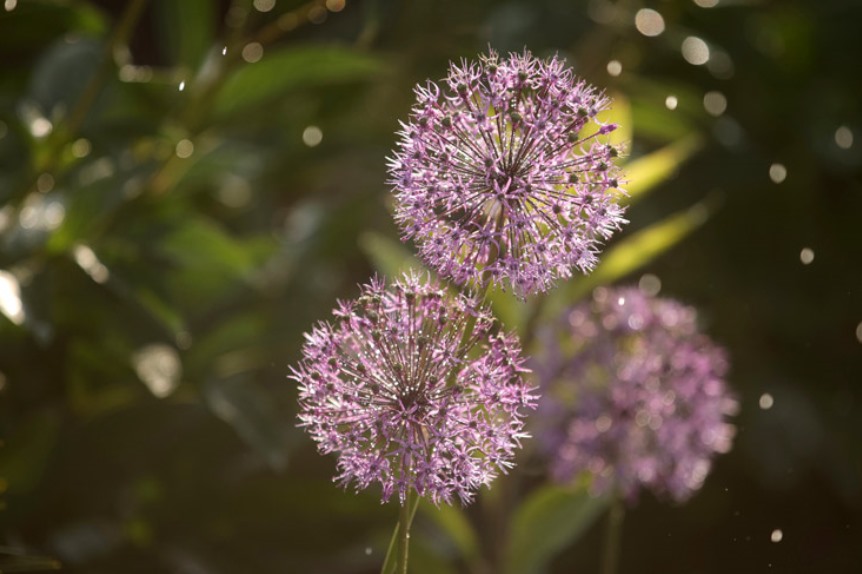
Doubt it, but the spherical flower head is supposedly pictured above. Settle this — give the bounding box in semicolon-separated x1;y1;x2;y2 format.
536;286;737;502
291;273;536;506
387;49;628;297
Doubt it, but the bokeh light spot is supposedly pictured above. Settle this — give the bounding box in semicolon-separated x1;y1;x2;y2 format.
770;529;783;543
30;117;53;138
175;139;195;159
639;273;662;296
635;9;665;37
36;173;55;193
799;247;814;265
703;91;727;117
73;244;110;284
768;163;787;184
759;393;774;410
682;36;710;65
133;344;182;398
707;50;735;79
665;95;678;110
303;126;323;147
71;138;91;158
606;60;622;76
254;0;276;12
835;126;854;149
242;42;264;63
0;271;24;325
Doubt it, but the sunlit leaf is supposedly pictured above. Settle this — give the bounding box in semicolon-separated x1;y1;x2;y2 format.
624;136;703;203
358;231;428;278
505;484;608;574
582;91;632;148
486;285;530;334
214;46;385;120
549;200;714;314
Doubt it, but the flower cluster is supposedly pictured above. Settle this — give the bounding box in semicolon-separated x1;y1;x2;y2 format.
536;286;737;501
388;49;627;296
292;273;535;505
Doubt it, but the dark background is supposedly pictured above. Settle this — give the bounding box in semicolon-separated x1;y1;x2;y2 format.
0;0;860;573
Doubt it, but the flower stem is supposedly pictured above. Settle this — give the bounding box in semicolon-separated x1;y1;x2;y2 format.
601;495;625;574
380;492;420;574
397;489;414;574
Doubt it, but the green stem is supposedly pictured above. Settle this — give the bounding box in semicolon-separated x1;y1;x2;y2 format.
397;489;413;574
601;495;625;574
380;492;420;574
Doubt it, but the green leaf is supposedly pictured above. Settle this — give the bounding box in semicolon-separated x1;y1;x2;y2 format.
358;231;428;278
624;136;703;203
486;286;530;334
420;501;481;565
581;91;632;149
549;200;714;313
505;484;608;574
155;0;216;70
160;216;275;312
214;46;385;119
203;375;287;471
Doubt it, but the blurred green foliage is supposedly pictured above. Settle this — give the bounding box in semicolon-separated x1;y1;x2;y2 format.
1;0;860;573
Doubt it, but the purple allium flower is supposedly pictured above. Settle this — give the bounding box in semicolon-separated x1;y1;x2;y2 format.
536;286;737;502
291;273;535;505
387;49;627;296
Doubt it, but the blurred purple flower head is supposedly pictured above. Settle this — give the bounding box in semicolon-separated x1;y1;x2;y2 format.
291;273;535;505
536;286;737;502
387;49;627;297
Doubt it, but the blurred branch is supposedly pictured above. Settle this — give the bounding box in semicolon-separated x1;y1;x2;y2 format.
64;0;149;144
254;0;329;47
15;0;148;203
